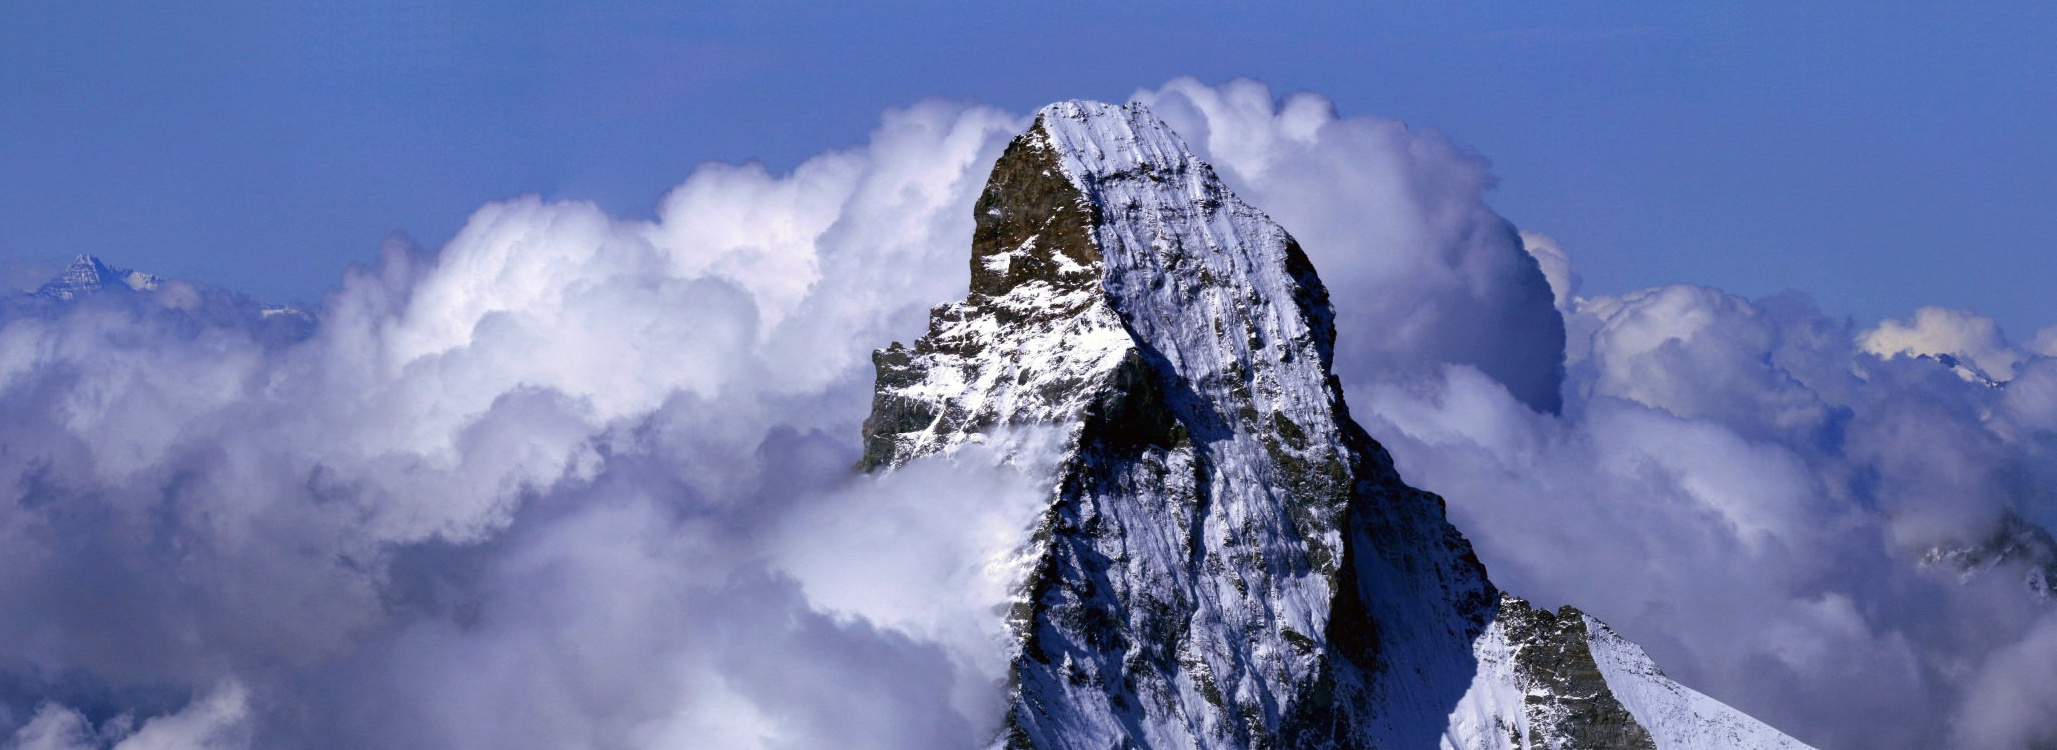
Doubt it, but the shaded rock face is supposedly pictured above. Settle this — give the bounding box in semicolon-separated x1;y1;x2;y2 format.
860;101;1497;749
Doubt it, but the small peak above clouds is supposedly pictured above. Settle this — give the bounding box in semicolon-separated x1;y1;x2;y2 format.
12;254;315;346
34;254;160;300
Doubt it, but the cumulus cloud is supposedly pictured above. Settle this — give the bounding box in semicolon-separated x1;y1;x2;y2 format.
5;682;249;750
1954;616;2057;750
2028;326;2057;358
0;96;1031;749
1862;305;2026;382
1517;231;1579;313
0;77;2049;750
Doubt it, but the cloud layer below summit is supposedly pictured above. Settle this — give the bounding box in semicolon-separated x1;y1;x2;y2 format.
0;78;2053;749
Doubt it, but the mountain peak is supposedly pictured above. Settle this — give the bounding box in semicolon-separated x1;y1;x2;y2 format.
36;254;159;300
864;98;1493;746
1034;100;1197;178
12;256;316;347
859;101;1812;749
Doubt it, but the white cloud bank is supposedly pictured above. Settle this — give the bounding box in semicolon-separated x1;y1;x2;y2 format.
1361;260;2057;749
0;78;2050;749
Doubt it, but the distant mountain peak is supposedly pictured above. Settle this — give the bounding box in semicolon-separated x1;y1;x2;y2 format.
1922;513;2057;600
35;254;160;300
9;255;316;347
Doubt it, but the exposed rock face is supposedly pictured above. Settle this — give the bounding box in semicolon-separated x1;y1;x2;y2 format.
859;100;1815;750
1504;599;1654;749
1468;595;1656;750
1448;593;1817;750
861;101;1492;748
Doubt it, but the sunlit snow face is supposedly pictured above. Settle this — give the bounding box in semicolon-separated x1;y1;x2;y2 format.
0;78;2052;750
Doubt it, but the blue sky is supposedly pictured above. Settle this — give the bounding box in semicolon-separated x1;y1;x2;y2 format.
4;1;2054;335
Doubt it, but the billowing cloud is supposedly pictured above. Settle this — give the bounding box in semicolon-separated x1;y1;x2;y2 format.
1861;305;2025;382
1363;278;2057;748
1953;616;2057;750
0;78;2049;749
0;97;1033;749
8;681;249;750
1516;231;1579;313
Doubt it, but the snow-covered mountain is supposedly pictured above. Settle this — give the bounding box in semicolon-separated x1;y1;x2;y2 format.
8;254;316;345
32;253;162;300
860;100;1815;749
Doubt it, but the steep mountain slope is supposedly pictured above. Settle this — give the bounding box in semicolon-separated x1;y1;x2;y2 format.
859;100;1811;750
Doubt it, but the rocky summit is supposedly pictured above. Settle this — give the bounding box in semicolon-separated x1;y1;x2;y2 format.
860;100;1813;750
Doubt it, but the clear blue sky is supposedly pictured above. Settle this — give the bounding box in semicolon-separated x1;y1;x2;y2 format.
4;2;2053;335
